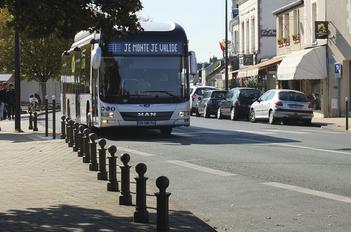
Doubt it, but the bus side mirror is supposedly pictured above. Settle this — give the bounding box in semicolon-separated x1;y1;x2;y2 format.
189;51;197;75
92;45;102;70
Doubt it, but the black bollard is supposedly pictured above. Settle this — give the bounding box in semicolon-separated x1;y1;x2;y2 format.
60;115;66;139
89;133;98;171
72;123;80;152
134;163;149;223
346;97;349;131
107;145;119;192
45;97;48;137
68;120;75;148
97;139;108;180
52;96;56;139
119;153;132;206
77;125;85;157
33;112;38;131
82;128;91;163
28;111;33;130
155;176;171;232
65;117;70;143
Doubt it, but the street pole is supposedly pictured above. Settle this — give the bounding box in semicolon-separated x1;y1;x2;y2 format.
14;30;21;132
225;0;229;91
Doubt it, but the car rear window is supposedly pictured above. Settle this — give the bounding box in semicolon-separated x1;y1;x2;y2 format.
196;87;216;95
239;89;261;99
211;91;226;99
278;92;307;102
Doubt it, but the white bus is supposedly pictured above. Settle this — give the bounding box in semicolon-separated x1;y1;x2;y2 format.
61;22;196;135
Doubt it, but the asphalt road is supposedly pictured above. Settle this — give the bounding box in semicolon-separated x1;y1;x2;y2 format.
43;113;351;231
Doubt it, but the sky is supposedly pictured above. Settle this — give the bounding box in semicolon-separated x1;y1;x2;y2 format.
139;0;231;63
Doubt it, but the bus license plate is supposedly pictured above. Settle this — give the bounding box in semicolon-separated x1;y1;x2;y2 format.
137;121;156;126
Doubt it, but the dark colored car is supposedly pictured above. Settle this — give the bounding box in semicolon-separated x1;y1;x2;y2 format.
197;90;227;118
217;87;261;120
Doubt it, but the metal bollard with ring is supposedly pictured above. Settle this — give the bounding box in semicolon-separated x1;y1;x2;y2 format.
72;123;80;152
97;139;108;180
89;133;98;171
107;145;119;192
119;153;132;206
28;111;33;130
82;128;91;163
155;176;171;232
77;125;85;157
133;163;149;223
60;115;66;139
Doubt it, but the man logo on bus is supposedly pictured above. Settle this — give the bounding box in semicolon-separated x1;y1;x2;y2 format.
138;112;157;117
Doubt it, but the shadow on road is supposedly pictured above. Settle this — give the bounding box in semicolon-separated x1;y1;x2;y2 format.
100;126;299;146
0;204;216;232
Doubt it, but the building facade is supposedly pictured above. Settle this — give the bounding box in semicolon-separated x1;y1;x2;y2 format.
229;0;296;90
273;0;327;115
325;0;351;116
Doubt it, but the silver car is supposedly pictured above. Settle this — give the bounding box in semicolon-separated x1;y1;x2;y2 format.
249;89;313;125
190;86;217;116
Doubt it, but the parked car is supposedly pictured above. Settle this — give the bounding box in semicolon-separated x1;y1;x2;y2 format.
190;85;217;116
197;90;227;118
249;89;313;125
217;87;261;120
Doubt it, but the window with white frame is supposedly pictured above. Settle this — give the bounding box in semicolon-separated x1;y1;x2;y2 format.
283;13;290;41
312;2;317;41
278;15;283;39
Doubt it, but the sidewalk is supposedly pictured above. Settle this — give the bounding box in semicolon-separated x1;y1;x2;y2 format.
0;120;215;232
312;116;350;131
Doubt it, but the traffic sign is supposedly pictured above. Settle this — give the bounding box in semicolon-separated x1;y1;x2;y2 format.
335;63;342;78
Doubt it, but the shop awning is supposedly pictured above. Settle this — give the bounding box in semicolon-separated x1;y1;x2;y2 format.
277;46;327;80
237;56;284;78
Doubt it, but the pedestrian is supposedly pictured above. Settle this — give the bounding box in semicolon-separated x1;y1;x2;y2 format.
34;93;41;109
6;84;15;119
0;84;5;120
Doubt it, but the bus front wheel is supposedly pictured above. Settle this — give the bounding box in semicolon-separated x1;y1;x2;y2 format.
160;127;172;136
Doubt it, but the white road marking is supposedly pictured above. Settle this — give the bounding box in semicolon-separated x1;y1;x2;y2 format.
263;143;351;155
264;129;307;134
236;129;276;135
118;147;157;157
167;160;237;177
263;182;351;203
234;137;351;155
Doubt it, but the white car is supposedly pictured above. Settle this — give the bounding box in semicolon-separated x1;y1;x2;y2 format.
249;89;313;125
190;86;217;116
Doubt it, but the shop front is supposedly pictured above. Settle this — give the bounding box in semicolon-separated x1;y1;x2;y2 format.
277;46;327;113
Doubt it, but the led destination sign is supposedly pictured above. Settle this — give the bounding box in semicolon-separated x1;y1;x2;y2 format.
107;42;183;55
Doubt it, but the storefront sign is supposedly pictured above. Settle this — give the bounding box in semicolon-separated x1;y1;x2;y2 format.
107;42;183;55
315;21;329;39
260;29;276;37
243;54;254;66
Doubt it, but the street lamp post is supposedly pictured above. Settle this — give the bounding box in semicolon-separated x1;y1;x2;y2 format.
14;30;21;132
225;0;229;91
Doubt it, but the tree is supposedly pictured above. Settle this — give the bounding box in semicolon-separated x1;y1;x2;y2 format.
21;35;71;102
0;0;143;39
0;8;14;72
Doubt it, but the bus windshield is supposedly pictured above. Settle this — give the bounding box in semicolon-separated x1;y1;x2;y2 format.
99;56;186;104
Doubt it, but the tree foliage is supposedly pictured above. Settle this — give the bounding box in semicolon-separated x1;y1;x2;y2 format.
0;8;14;72
0;0;143;39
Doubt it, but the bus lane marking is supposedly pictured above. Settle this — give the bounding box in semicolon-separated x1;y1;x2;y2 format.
167;160;237;177
263;182;351;204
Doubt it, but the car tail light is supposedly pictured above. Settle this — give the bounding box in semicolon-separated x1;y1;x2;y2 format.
192;94;196;101
234;100;240;107
275;100;283;107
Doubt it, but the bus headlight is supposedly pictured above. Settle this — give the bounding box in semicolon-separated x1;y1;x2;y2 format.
101;112;114;118
178;111;190;117
108;112;114;118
